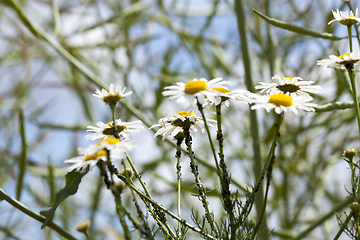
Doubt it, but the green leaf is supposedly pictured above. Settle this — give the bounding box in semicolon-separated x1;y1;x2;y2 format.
253;8;342;40
40;169;89;229
16;109;27;200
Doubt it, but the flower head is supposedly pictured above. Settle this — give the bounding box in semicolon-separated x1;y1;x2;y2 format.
317;52;360;70
328;8;360;26
150;111;215;141
255;75;322;97
86;119;143;140
64;138;134;172
162;78;229;108
196;88;251;108
249;93;317;115
93;84;132;106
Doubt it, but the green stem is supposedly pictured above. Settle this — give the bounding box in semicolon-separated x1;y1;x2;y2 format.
197;99;221;177
84;232;94;240
251;113;283;239
333;213;353;240
116;174;217;240
175;138;183;235
114;196;131;240
110;104;117;138
215;104;235;239
120;160;154;240
125;153;177;238
347;66;360;140
184;127;219;238
348;25;353;53
0;188;78;240
234;0;267;232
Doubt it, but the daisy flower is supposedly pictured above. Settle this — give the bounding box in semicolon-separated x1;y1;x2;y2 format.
162;78;229;108
249;93;317;115
64;138;134;172
150;111;215;141
255;75;322;97
196;88;251;108
86;119;143;140
328;8;360;26
317;52;360;70
93;83;132;106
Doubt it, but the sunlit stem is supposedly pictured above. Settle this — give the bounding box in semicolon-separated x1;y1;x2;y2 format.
125;153;177;238
110;103;117;138
251;113;283;240
196;98;221;176
348;25;353;52
216;104;235;239
84;232;94;240
0;188;77;240
175;138;183;235
184;126;219;238
346;66;360;140
333;213;353;240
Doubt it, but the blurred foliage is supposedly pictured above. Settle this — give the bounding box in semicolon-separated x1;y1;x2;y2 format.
0;0;359;239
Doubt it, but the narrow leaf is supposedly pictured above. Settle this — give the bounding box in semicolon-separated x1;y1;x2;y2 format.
253;8;342;40
41;169;89;228
16;109;27;200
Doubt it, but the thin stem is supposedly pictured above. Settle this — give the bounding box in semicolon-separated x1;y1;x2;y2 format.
175;137;183;235
251;113;283;239
251;114;283;201
0;188;78;240
125;153;177;238
84;232;94;240
120;160;154;240
333;213;353;240
348;25;353;53
197;99;221;176
184;126;219;238
110;104;117;138
116;174;217;240
234;0;267;232
347;66;360;140
215;104;235;239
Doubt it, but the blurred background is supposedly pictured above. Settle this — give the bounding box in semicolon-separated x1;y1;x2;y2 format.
0;0;359;239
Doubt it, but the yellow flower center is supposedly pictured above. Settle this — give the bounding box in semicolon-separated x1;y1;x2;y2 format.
211;87;229;93
349;15;355;18
268;94;293;107
85;149;107;161
280;77;294;81
176;111;194;116
339;53;350;59
104;122;126;135
184;80;208;94
97;138;121;145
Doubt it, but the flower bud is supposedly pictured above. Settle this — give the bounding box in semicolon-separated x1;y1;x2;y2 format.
120;168;133;177
75;219;91;233
350;202;360;213
110;181;126;195
343;148;357;159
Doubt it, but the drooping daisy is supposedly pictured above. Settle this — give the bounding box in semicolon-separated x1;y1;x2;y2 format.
196;88;251;109
64;138;134;172
249;93;317;115
255;75;322;97
150;111;215;141
86;119;143;140
93;83;132;106
162;78;229;108
328;8;360;26
317;52;360;70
